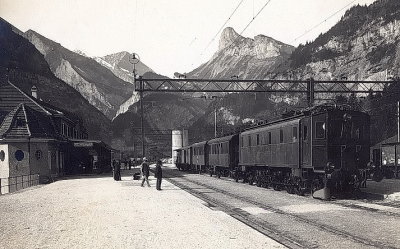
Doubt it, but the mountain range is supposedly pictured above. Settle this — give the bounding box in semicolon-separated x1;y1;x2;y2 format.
2;0;400;155
0;18;112;143
189;27;294;79
24;30;138;119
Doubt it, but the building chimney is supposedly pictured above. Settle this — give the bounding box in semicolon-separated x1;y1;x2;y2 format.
31;86;38;99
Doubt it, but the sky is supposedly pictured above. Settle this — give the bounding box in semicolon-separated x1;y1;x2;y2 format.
0;0;376;77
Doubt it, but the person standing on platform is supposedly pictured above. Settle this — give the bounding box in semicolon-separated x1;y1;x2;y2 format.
112;159;117;180
114;160;121;181
155;160;163;190
141;157;150;187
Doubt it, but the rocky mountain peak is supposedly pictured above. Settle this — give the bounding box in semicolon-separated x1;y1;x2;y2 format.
218;27;241;51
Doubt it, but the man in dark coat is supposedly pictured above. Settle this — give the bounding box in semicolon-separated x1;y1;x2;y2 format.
115;161;121;181
141;157;150;187
112;159;117;180
155;160;163;190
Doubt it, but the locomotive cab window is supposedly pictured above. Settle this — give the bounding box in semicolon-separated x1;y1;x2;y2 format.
292;127;298;141
315;122;326;139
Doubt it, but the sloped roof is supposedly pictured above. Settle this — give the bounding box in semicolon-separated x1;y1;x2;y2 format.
0;103;59;139
0;80;83;125
0;103;29;138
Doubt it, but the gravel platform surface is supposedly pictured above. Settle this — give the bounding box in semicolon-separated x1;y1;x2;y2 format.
0;170;285;249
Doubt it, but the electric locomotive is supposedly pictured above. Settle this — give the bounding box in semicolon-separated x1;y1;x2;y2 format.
238;104;382;196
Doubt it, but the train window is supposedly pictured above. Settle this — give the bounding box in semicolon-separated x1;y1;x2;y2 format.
303;126;308;140
256;134;260;145
280;129;284;143
315;122;326;139
293;127;298;141
268;132;272;144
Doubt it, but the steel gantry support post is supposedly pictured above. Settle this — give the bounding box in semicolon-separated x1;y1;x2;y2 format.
307;78;315;107
139;76;145;158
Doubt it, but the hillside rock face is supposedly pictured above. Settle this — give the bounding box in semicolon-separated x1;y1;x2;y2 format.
288;0;400;81
189;27;295;79
0;18;111;143
25;30;134;119
94;51;153;84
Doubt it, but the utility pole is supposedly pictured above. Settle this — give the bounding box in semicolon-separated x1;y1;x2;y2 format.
130;53;143;157
397;100;400;179
214;108;217;138
307;78;315;107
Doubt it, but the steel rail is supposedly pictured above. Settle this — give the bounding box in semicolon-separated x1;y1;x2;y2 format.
165;170;397;249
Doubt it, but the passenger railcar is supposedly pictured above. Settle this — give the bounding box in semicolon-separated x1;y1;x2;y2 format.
207;134;239;177
177;146;191;171
174;148;183;170
191;141;208;172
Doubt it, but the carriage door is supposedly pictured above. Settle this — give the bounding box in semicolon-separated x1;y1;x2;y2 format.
301;118;311;167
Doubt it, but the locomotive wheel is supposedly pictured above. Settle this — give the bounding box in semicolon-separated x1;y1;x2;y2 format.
248;174;254;185
235;171;239;182
311;179;322;194
256;175;262;187
286;184;295;194
385;169;394;179
294;178;305;196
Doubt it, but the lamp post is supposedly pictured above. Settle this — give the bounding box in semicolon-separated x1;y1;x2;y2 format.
129;53;144;158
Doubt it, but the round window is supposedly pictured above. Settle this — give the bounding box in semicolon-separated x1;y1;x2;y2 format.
15;150;24;161
0;150;5;161
35;150;42;160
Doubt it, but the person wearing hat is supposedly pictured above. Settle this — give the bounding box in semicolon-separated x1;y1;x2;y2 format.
140;157;150;187
155;159;163;190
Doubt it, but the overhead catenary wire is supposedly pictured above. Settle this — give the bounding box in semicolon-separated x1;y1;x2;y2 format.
200;0;246;56
198;0;273;78
291;0;356;43
238;0;272;36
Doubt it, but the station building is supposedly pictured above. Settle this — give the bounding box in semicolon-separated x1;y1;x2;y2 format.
0;80;112;187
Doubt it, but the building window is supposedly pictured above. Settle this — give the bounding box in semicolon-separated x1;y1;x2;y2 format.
268;132;272;144
15;150;24;161
35;150;42;160
248;136;251;147
280;129;284;143
15;118;25;127
256;134;260;146
315;122;326;139
0;150;5;161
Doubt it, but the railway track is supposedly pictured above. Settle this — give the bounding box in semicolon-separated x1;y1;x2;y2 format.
179;170;400;219
164;170;398;249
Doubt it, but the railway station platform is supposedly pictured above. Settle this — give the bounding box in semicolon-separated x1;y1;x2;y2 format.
0;165;285;249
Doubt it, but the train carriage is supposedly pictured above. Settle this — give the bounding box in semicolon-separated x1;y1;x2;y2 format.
191;141;208;172
207;134;239;177
174;148;183;170
179;146;192;171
